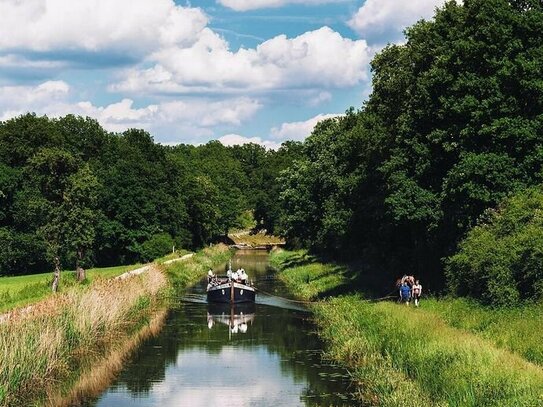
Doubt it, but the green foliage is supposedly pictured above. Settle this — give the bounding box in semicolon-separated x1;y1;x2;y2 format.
0;113;298;276
447;187;543;305
314;296;543;407
278;0;543;293
138;233;175;263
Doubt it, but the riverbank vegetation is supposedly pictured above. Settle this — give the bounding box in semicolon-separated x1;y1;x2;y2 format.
0;116;299;288
0;244;230;407
0;267;167;407
0;264;143;313
271;250;543;406
275;0;543;300
315;297;543;407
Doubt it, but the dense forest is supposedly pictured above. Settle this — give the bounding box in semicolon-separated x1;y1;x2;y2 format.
277;0;543;302
1;0;542;305
0;114;301;277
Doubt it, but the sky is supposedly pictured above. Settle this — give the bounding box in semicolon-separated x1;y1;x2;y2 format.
0;0;449;149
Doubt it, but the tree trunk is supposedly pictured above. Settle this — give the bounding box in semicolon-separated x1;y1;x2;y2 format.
52;256;61;292
76;249;86;282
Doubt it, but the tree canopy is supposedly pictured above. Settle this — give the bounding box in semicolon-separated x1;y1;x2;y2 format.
0;114;299;276
277;0;543;292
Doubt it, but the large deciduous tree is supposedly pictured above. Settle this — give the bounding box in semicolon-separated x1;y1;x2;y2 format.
278;0;543;290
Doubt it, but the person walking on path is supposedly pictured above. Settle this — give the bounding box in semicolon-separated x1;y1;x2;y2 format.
412;280;422;307
400;282;411;306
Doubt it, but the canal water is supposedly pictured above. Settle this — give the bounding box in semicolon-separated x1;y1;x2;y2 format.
87;250;359;407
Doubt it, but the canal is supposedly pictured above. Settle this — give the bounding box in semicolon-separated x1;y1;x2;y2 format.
81;250;359;406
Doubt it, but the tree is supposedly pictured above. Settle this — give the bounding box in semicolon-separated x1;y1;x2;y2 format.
63;164;100;281
277;0;543;291
26;148;79;290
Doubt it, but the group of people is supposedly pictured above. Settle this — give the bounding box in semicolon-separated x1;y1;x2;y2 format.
207;268;249;285
397;275;423;307
227;268;249;284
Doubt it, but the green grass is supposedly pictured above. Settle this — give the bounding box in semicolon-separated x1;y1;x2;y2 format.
270;249;347;300
423;297;543;367
0;264;142;313
155;249;191;264
315;297;543;407
162;244;232;289
272;249;543;406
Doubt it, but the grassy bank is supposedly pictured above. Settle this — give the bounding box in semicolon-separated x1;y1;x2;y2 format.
270;249;347;300
0;244;231;407
423;298;543;367
0;264;143;313
162;244;232;290
270;249;543;406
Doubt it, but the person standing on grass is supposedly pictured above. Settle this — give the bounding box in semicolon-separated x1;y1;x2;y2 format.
412;280;422;307
400;282;411;306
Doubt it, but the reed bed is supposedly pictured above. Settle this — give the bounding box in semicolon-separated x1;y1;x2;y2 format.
47;308;168;407
0;243;232;406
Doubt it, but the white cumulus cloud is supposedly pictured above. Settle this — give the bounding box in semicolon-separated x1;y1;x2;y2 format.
0;81;261;141
217;0;345;11
112;26;371;95
270;113;340;141
0;0;207;57
348;0;450;42
218;134;281;150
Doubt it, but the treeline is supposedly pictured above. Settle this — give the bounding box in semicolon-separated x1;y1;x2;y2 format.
0;114;301;277
277;0;543;302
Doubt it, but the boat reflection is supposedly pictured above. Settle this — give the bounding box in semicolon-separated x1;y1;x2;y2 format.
206;303;256;334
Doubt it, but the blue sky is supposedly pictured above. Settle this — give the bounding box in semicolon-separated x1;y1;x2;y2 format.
0;0;446;148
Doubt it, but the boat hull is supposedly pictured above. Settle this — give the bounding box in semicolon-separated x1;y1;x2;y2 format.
207;282;256;303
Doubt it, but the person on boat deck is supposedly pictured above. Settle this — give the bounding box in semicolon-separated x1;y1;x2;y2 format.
240;268;248;283
227;268;232;280
412;280;422;307
400;282;411;306
232;270;239;281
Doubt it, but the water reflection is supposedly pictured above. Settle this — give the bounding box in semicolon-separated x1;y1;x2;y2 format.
207;303;256;335
87;250;359;407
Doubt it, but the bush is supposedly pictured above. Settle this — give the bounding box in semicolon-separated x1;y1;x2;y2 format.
446;187;543;305
138;233;175;262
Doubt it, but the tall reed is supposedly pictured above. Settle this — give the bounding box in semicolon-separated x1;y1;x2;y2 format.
0;267;167;406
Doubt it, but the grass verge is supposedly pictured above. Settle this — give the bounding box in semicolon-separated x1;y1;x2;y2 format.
270;249;347;300
423;297;543;367
0;244;232;407
271;249;543;407
0;264;143;313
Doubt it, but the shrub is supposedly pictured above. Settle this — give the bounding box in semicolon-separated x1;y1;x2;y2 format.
138;233;175;263
447;187;543;305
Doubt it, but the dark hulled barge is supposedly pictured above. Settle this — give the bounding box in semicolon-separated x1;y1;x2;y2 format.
206;264;256;304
